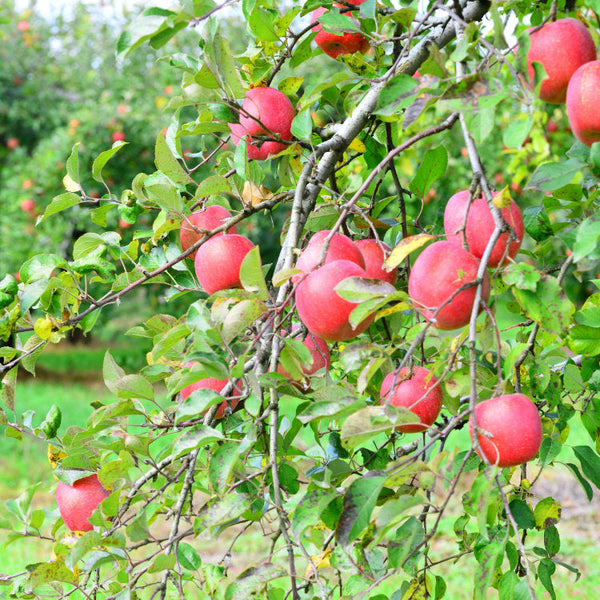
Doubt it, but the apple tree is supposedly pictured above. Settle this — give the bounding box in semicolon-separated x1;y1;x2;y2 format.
2;0;600;598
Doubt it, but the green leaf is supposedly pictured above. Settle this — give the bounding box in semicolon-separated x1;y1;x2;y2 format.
502;262;540;291
409;146;448;197
340;405;418;449
145;172;184;213
196;492;251;533
37;193;80;223
222;299;266;344
177;542;202;571
103;350;126;396
522;205;553;242
568;324;600;356
20;254;66;283
502;115;533;149
512;275;574;335
115;374;154;401
0;275;19;309
335;277;397;303
290;109;312;140
66;142;80;185
209;441;242;493
278;76;304;96
195;174;232;197
336;474;386;547
473;539;505;600
224;563;285;600
173;426;224;460
526;158;584;192
572;445;600;489
239;247;268;299
155;132;194;185
29;557;78;589
538;558;557;600
544;525;560;556
291;488;338;538
148;554;176;574
92;143;127;183
508;499;535;530
573;216;600;262
40;404;61;439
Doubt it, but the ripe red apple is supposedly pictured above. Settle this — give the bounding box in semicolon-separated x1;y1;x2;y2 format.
380;366;443;433
6;137;19;150
278;324;330;381
194;233;255;295
21;179;33;190
20;199;35;212
228;87;295;160
295;259;373;341
294;230;364;282
469;393;542;467
525;18;596;104
17;20;29;32
566;60;600;146
112;131;126;143
55;474;109;532
355;239;398;285
444;190;524;267
181;364;244;419
408;240;490;330
312;3;369;59
180;205;238;260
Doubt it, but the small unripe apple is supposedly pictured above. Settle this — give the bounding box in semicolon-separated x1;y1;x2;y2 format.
408;240;490;330
295;259;373;341
469;393;542;467
194;233;255;295
228;87;295;160
294;230;364;282
312;3;369;59
566;60;600;146
180;205;238;260
355;239;398;285
380;366;443;433
20;199;35;212
525;18;596;104
55;474;109;532
181;364;244;419
443;190;524;267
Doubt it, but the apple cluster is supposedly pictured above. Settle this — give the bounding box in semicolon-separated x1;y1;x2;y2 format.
525;17;600;146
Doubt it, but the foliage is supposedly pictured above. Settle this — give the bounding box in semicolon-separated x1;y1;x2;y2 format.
2;0;600;598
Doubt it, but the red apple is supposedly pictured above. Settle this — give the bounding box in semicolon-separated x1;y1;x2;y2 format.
566;60;600;146
180;205;238;260
194;233;255;295
408;240;490;330
443;190;524;267
469;393;542;467
355;239;398;285
181;364;244;419
20;199;35;212
21;179;33;190
17;20;29;32
312;3;369;59
380;366;443;433
294;230;364;282
278;324;330;381
525;18;596;104
55;474;109;532
295;259;373;341
6;137;19;150
228;87;295;160
112;131;126;143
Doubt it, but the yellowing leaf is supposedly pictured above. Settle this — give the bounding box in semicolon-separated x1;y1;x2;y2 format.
374;301;410;321
242;181;273;207
492;185;512;209
34;316;53;341
48;445;67;470
305;549;332;578
348;137;366;153
385;234;435;270
62;174;81;192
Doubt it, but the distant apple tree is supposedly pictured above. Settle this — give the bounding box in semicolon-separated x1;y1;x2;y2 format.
2;0;600;599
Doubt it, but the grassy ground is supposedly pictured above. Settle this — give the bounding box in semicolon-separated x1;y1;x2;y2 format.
2;346;600;598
